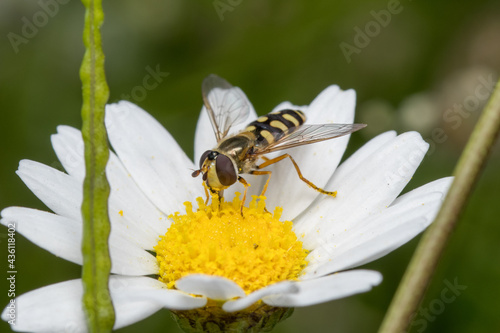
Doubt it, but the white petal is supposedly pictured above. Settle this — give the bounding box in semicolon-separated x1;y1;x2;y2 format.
222;281;298;312
308;219;428;279
116;288;206;316
193;106;222;163
105;152;170;249
306;86;352;124
271;101;307;113
2;279;87;333
175;274;246;300
294;131;429;249
329;131;397;180
51;126;170;249
264;87;356;221
302;177;452;278
292;131;395;239
106;101;203;215
16;159;82;221
1;207;82;265
263;270;382;307
111;277;164;330
51;125;85;180
111;276;205;329
0;207;158;276
392;177;454;207
303;204;437;278
1;276;198;332
108;231;159;276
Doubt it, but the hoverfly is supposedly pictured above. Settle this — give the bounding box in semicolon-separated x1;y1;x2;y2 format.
192;74;366;207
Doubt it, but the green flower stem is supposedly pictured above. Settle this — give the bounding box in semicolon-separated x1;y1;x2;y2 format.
80;0;114;331
379;79;500;333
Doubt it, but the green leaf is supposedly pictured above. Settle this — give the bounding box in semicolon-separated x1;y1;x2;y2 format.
80;0;115;331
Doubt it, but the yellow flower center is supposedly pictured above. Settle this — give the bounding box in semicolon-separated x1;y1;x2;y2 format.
154;194;308;294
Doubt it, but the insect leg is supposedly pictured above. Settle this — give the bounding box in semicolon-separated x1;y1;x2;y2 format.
202;182;211;205
249;170;272;196
256;154;337;198
237;176;250;214
203;182;224;206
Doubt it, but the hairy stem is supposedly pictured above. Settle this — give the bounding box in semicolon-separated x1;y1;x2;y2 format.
80;0;114;331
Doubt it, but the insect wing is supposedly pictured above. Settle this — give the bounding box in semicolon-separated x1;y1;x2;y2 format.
202;74;250;141
252;123;366;155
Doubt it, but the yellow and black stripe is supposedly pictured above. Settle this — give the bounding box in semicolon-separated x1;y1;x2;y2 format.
245;109;306;145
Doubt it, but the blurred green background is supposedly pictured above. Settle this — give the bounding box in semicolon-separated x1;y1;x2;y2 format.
1;0;500;332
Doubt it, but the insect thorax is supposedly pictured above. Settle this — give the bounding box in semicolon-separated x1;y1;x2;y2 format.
216;132;256;168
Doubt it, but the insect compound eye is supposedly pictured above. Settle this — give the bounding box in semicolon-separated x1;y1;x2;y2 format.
215;154;237;186
199;150;211;168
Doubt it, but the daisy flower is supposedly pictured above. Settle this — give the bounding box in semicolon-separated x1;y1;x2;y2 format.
1;82;452;332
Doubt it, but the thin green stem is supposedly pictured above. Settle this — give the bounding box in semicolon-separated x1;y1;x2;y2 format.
80;0;114;331
378;78;500;333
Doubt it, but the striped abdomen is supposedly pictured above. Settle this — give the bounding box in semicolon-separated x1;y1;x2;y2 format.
244;109;306;146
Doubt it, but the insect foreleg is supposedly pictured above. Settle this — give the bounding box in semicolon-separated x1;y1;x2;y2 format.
237;176;250;214
203;182;224;205
202;182;210;205
249;170;272;197
256;153;337;198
